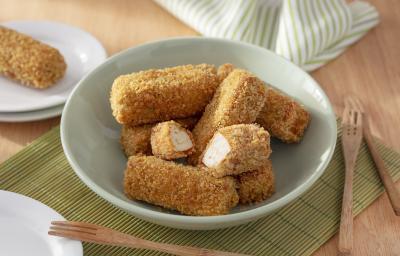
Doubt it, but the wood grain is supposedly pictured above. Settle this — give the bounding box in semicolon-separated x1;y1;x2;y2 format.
49;221;249;256
0;0;400;255
364;114;400;216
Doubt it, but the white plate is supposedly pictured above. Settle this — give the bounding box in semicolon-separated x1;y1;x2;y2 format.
0;190;82;256
0;104;63;122
0;20;106;112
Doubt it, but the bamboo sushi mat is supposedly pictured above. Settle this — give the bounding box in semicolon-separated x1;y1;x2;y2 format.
1;122;400;256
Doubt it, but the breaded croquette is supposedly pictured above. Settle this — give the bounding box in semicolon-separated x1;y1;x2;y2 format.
0;26;66;88
124;155;239;216
110;64;219;125
151;120;194;160
237;160;275;204
120;124;153;156
216;63;310;143
217;63;235;82
120;117;198;157
189;69;267;165
202;124;271;177
256;87;310;143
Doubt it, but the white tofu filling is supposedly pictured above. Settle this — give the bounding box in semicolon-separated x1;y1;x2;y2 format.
170;126;193;151
202;132;231;167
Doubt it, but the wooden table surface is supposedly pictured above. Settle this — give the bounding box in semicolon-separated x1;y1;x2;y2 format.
1;0;399;255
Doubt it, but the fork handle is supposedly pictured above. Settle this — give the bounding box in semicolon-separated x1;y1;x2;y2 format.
364;120;400;216
117;234;249;256
338;164;354;256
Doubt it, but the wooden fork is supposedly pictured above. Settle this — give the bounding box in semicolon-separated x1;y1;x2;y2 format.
353;98;400;216
338;98;363;255
49;221;249;256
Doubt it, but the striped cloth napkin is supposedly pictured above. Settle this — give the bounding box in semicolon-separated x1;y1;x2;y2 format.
155;0;379;71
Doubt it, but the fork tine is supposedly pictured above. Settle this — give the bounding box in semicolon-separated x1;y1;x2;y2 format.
342;100;351;125
352;98;364;112
354;111;362;127
50;224;97;235
349;99;363;127
344;97;364;127
51;221;98;230
48;230;98;243
344;97;352;108
347;98;357;111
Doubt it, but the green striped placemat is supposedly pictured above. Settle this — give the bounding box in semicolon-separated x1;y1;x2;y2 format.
1;122;399;256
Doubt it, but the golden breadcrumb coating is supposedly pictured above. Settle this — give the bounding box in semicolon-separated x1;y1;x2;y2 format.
217;63;235;82
124;155;239;216
0;26;66;88
215;63;311;143
110;64;219;125
256;87;311;143
121;124;153;156
151;120;194;160
188;69;267;165
201;124;271;177
120;117;198;157
236;160;275;204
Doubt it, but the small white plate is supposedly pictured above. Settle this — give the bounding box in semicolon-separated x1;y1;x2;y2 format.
0;104;63;122
0;20;106;112
0;190;82;256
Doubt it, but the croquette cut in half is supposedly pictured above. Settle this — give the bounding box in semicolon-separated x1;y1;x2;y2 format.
188;69;267;165
201;124;271;177
257;87;311;143
237;160;275;204
120;117;198;157
110;64;219;126
0;26;66;88
217;63;311;143
151;120;194;160
124;155;239;216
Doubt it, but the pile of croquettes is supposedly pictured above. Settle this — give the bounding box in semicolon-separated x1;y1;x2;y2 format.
110;63;310;216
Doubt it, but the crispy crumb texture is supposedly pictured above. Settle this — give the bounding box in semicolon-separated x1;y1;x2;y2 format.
151;120;194;160
217;63;235;82
257;87;311;143
202;124;271;177
237;160;275;204
120;117;198;157
120;124;153;156
189;69;267;165
110;64;219;125
215;64;311;143
0;26;66;88
124;155;239;216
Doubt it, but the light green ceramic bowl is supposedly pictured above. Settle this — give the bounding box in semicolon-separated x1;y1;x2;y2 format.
61;37;337;230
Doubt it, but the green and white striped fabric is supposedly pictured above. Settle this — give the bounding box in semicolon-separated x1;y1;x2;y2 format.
155;0;379;71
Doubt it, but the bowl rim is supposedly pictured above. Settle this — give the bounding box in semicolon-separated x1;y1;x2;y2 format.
61;36;337;226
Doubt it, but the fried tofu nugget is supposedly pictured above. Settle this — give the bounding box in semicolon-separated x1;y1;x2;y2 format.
124;155;239;216
0;26;66;88
189;69;267;165
237;160;275;204
256;88;310;143
120;117;198;157
202;124;271;177
110;64;219;125
151;120;194;160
